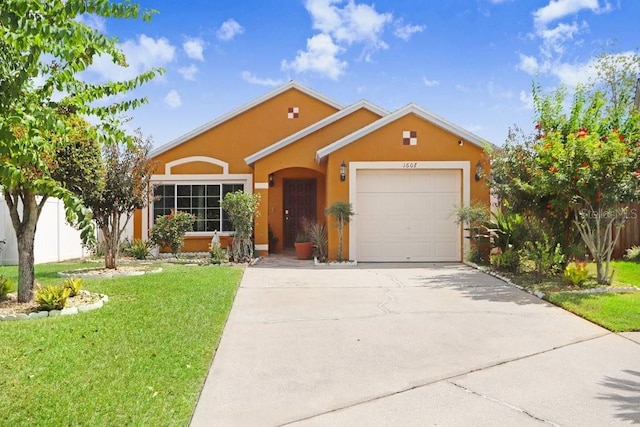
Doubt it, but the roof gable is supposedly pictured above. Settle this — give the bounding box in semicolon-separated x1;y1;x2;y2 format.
150;81;344;158
244;100;387;166
315;103;491;162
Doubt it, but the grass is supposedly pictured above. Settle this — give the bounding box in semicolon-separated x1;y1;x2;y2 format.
500;260;640;332
546;292;640;332
0;261;243;426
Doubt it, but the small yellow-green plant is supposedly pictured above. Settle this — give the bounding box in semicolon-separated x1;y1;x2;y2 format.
0;275;16;300
208;243;228;265
63;277;83;297
35;285;71;311
563;261;590;287
126;239;151;260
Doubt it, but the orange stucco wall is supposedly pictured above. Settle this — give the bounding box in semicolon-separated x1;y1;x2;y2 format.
135;85;491;260
152;89;339;176
322;113;489;261
252;107;383;253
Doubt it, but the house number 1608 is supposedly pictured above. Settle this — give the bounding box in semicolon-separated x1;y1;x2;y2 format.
403;162;418;168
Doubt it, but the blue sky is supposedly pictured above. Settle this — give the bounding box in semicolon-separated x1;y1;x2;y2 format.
81;0;639;148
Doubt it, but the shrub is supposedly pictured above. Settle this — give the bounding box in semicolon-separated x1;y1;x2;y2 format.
522;238;565;278
490;248;520;273
126;238;150;260
465;247;486;264
209;242;228;265
149;210;195;256
308;222;328;262
63;277;82;297
220;191;260;262
35;285;70;311
624;246;640;262
0;276;16;300
563;261;590;287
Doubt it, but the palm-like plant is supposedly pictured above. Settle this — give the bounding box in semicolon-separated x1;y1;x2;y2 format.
325;201;354;262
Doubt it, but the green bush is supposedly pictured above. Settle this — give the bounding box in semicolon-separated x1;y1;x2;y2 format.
522;238;565;278
63;277;83;297
563;261;590;287
490;248;520;273
35;285;71;311
0;275;16;300
208;242;228;264
624;246;640;262
465;247;487;264
149;210;195;256
126;238;150;260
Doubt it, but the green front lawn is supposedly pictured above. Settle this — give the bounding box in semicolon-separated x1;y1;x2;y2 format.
0;262;243;426
547;260;640;332
546;292;640;332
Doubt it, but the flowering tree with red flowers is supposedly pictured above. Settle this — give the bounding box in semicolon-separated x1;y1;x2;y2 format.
491;73;640;284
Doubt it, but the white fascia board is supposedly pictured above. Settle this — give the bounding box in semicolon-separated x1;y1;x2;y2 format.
316;104;493;163
244;100;388;166
150;81;345;158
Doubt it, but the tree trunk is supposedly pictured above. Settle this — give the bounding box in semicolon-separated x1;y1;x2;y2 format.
337;218;344;262
102;211;120;269
4;189;45;302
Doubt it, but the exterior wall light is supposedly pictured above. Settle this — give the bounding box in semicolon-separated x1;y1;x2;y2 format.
458;140;464;146
340;161;347;182
474;161;484;181
268;173;274;187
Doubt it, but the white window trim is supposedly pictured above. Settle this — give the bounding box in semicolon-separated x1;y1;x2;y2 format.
164;156;229;175
347;161;470;262
142;174;253;239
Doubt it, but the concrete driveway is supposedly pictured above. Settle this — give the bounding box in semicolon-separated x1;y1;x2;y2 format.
190;263;640;426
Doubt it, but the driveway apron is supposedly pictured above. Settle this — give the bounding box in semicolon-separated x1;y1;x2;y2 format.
190;263;640;426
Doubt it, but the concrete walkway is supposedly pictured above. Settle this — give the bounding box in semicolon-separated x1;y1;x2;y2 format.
191;263;640;426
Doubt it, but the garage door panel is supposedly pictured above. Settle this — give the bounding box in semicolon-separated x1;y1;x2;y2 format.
356;169;461;262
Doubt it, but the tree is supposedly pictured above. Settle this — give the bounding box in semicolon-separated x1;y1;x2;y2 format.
490;53;640;284
220;191;260;262
325;201;355;262
86;131;156;269
0;1;160;301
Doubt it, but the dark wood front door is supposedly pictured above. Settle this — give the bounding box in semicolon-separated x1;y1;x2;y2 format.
283;179;317;248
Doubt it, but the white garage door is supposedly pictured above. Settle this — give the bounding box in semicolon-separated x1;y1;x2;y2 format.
356;169;462;262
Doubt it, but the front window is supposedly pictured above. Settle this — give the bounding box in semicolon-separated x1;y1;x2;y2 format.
153;183;244;232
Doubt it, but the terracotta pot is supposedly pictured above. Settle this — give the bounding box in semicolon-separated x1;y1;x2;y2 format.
294;242;313;260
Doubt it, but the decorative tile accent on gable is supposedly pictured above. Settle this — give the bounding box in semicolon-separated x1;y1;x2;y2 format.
403;130;418;146
287;107;299;119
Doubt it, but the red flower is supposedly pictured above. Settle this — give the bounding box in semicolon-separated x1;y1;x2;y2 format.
543;143;551;150
619;134;625;142
601;135;608;142
535;122;542;130
577;127;588;138
548;165;558;173
546;203;552;210
582;162;589;168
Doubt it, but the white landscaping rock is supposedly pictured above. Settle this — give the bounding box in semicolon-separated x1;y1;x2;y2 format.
60;307;78;316
48;310;61;317
28;311;49;319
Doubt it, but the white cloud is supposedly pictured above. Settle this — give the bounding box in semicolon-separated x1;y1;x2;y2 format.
281;33;347;80
178;64;199;81
163;90;182;108
487;82;513;99
241;71;284;87
539;21;584;58
216;18;244;41
76;14;106;33
519;90;535;110
422;78;439;87
533;0;603;28
305;0;392;50
517;53;541;75
455;84;471;93
394;21;426;41
183;38;205;61
87;34;176;81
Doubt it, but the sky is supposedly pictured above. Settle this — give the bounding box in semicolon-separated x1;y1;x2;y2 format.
79;0;640;149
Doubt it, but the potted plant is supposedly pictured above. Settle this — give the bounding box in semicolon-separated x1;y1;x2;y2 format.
294;220;313;260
